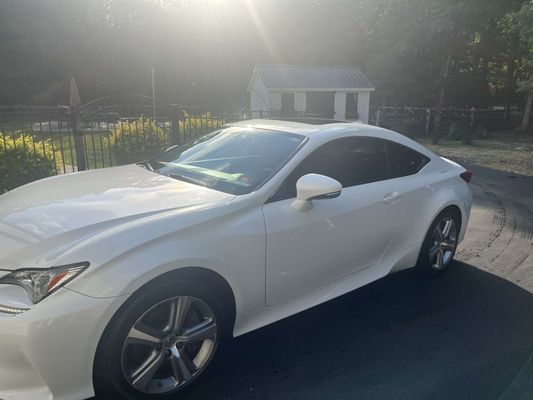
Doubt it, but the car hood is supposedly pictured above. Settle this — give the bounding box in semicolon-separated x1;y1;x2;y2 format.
0;165;235;262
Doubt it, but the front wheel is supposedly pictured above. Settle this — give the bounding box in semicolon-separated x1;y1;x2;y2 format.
416;209;460;276
94;280;227;399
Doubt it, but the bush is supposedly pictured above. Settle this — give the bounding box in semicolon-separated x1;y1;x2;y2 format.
0;135;63;193
179;111;226;133
109;117;167;165
109;115;226;165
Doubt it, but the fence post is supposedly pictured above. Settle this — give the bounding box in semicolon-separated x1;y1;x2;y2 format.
70;104;86;171
431;107;443;144
376;108;382;127
170;104;180;145
69;78;86;171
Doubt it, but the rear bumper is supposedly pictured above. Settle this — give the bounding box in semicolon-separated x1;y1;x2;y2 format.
0;288;124;400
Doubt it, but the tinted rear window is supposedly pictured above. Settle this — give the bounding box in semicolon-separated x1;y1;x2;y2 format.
386;141;430;178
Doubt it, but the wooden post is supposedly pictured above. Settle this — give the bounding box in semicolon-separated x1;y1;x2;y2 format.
430;106;443;144
376;108;382;127
462;106;476;145
69;78;86;171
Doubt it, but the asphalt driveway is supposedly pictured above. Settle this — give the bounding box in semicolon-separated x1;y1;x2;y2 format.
182;165;533;400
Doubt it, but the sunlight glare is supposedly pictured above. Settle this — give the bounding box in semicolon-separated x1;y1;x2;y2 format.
243;0;284;63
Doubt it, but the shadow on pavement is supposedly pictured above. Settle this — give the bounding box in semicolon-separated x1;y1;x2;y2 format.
183;262;533;400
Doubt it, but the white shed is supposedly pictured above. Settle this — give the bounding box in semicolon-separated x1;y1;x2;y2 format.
247;64;375;123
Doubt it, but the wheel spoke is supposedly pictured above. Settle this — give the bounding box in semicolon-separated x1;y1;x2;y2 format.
122;296;218;394
131;350;164;390
181;319;217;344
126;324;163;348
170;346;195;383
435;248;444;269
441;240;456;252
429;244;441;260
441;219;453;238
169;297;191;334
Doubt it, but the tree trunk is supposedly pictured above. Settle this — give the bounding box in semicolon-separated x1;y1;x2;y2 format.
432;50;453;144
436;51;452;113
517;92;533;131
504;57;516;122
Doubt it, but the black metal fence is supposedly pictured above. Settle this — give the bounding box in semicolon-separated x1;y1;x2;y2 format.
0;99;519;185
0;101;266;175
369;106;517;137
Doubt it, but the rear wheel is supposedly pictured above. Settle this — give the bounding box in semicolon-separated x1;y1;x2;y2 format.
416;209;460;276
94;280;228;399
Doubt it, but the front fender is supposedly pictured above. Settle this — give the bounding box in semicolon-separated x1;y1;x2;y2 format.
66;205;266;313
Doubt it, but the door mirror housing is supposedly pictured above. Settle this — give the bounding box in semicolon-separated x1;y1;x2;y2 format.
292;173;342;211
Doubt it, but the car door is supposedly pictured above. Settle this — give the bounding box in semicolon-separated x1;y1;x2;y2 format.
262;137;407;306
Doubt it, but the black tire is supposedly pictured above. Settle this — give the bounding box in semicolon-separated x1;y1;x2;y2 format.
416;208;460;277
93;276;230;399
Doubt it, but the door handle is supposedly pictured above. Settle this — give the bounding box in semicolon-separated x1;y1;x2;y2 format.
382;192;402;204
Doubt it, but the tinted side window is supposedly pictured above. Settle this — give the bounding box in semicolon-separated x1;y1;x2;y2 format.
271;137;388;201
386;141;430;178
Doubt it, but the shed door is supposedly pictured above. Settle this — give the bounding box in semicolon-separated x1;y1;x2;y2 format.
281;93;295;117
306;92;335;119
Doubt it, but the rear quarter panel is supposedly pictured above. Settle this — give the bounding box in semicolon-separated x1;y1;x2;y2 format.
385;159;472;273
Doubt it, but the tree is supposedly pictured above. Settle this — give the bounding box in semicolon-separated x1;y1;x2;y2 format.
0;0;529;115
500;3;533;131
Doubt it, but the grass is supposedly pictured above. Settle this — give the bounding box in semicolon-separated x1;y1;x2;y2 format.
418;132;533;176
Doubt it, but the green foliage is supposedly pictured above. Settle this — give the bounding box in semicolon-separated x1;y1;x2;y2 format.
108;115;226;165
109;118;167;165
0;135;62;193
500;4;533;53
500;3;533;93
178;111;226;138
500;4;533;130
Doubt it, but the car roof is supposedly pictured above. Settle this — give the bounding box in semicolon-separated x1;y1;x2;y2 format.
228;119;370;136
228;119;438;160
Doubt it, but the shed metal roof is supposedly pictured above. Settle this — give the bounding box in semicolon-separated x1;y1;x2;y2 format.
251;64;374;91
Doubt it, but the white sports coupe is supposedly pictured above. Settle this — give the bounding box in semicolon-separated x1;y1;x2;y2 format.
0;119;472;400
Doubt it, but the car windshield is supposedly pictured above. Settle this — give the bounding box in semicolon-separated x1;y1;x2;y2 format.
149;127;305;195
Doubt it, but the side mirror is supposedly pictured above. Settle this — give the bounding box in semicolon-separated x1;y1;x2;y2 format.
291;173;342;211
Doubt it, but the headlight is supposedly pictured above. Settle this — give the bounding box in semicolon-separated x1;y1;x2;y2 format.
0;262;89;304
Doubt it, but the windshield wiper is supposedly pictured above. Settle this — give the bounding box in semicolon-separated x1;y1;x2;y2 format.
138;160;155;171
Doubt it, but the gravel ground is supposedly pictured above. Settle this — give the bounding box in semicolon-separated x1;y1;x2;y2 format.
421;135;533;177
180;164;533;400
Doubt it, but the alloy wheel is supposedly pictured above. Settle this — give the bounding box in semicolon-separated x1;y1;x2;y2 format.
428;217;457;270
121;296;218;394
